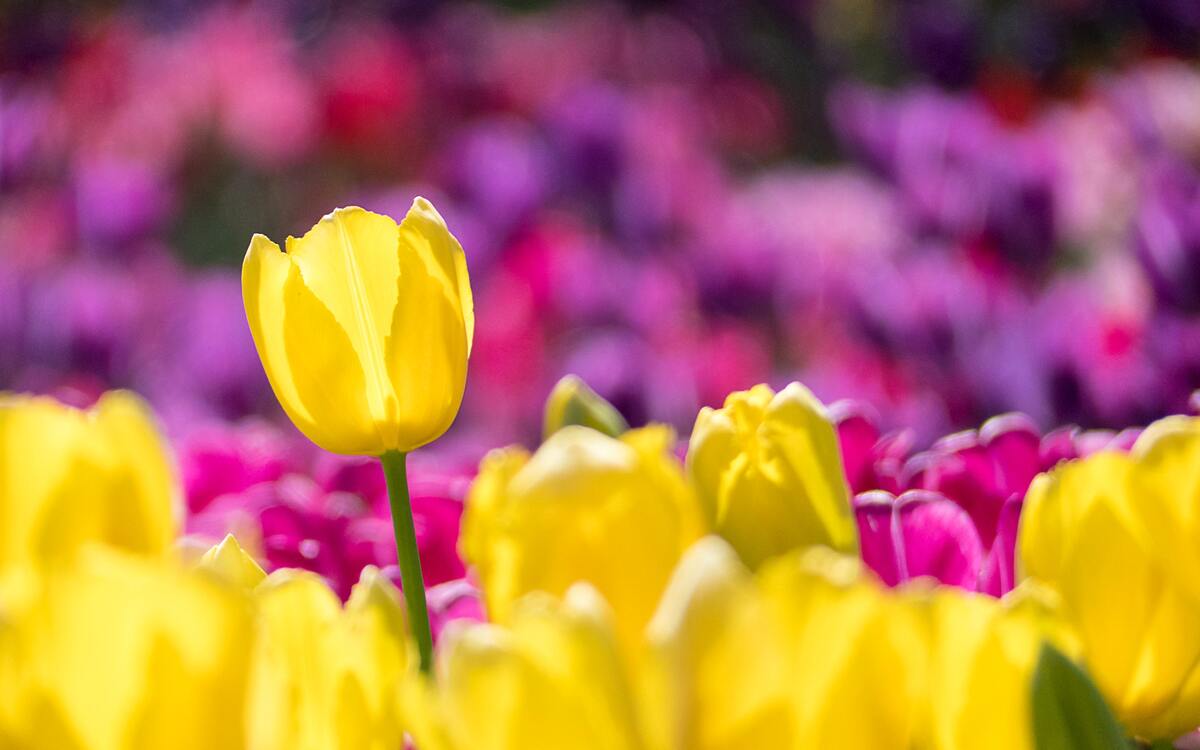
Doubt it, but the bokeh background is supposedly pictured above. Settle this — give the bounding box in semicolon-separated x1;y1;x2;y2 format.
3;0;1200;452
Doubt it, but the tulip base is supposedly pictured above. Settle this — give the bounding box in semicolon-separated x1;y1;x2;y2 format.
380;450;435;675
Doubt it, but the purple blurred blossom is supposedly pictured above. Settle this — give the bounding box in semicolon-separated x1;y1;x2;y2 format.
1135;158;1200;314
836;405;1142;595
73;156;173;247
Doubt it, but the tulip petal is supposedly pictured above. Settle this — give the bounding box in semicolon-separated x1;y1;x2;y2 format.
383;199;472;451
0;397;89;567
399;197;474;355
197;533;266;591
90;390;179;555
244;234;379;454
766;383;858;551
854;491;984;590
285;207;401;423
644;537;793;750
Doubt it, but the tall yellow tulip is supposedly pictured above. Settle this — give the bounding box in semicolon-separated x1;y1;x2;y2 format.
1019;424;1200;742
0;391;177;571
686;383;857;569
242;199;473;457
461;425;705;652
243;199;474;673
0;546;253;750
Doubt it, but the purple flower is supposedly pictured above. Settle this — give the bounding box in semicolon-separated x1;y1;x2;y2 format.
855;490;984;590
1135;158;1200;314
837;407;1140;594
73;156;173;247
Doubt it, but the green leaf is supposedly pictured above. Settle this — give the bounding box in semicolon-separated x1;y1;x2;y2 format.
1032;643;1130;750
542;375;629;440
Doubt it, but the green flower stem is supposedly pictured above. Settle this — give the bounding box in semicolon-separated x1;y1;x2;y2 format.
380;450;434;675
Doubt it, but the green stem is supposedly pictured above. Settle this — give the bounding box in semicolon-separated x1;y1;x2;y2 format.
380;450;434;675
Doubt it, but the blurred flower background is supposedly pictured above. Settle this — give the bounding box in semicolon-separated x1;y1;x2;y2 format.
3;0;1199;589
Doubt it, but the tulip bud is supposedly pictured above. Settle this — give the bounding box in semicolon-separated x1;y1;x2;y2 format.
542;374;629;440
0;390;178;571
461;425;704;649
196;533;266;591
686;383;857;569
242;199;473;456
1019;422;1200;742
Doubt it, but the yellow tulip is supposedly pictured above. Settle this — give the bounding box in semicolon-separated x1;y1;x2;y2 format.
0;546;252;750
687;383;857;569
247;566;412;750
1125;416;1200;602
640;537;795;750
1019;428;1200;741
460;425;705;650
922;584;1073;750
411;584;645;750
0;391;177;571
242;199;474;456
196;533;266;591
643;537;1065;750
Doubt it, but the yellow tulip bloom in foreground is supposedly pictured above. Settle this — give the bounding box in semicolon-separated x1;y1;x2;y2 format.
410;585;645;750
1019;419;1200;741
247;566;413;750
0;391;177;571
242;199;473;456
687;383;857;569
643;538;1066;750
0;546;252;750
461;425;705;650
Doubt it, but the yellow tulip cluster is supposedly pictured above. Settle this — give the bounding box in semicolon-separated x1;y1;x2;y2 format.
0;394;419;749
6;202;1200;749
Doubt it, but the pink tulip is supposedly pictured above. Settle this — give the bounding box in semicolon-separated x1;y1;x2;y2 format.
855;490;984;590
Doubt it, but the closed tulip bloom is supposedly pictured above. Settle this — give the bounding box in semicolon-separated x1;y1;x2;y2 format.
0;391;177;571
1019;427;1200;742
640;537;797;750
0;546;253;750
410;585;645;750
247;566;412;750
644;537;1067;750
923;585;1074;750
643;539;921;750
242;199;473;456
687;383;857;570
461;425;704;649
